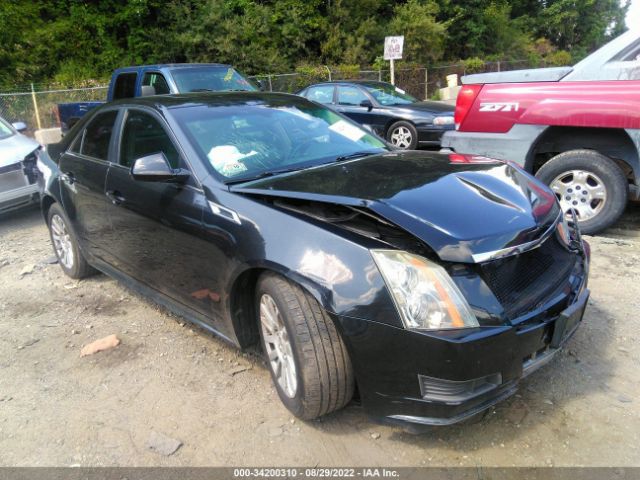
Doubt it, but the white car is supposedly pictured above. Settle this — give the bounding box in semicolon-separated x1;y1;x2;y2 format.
0;117;40;214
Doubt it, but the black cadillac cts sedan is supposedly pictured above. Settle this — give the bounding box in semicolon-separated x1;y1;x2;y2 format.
37;92;590;426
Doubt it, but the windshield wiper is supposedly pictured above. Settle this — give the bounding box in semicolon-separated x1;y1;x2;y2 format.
226;166;306;185
191;88;252;93
228;151;381;185
334;151;380;162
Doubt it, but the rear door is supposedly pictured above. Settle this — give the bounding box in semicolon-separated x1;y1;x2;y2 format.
110;72;138;100
103;108;222;320
58;109;120;260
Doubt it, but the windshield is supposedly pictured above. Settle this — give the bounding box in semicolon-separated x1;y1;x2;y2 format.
364;83;417;106
0;118;15;140
170;66;258;93
172;99;388;182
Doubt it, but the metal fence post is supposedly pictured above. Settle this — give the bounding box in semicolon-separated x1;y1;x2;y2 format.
324;65;332;81
268;75;273;92
378;69;382;81
30;83;42;130
424;68;428;100
390;60;395;85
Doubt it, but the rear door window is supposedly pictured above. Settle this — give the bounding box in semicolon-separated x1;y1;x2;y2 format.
305;85;335;105
112;73;138;100
80;111;118;161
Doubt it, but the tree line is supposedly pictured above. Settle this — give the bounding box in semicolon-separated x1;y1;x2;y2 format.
0;0;629;87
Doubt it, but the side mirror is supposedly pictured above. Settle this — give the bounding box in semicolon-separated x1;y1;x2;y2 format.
12;122;27;132
140;85;156;97
360;100;373;112
131;152;189;183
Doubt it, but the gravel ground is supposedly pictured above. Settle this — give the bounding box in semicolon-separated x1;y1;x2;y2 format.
0;205;639;467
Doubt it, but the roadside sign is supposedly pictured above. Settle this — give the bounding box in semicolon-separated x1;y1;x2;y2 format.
384;36;404;60
384;36;404;85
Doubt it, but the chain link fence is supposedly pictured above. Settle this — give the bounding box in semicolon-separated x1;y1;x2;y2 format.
0;84;108;132
0;59;538;133
250;59;537;99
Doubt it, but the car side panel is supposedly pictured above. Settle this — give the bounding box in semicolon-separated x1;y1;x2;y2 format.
458;81;640;134
203;187;402;331
57;153;112;260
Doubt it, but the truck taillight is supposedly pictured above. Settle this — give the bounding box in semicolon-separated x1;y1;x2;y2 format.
454;85;482;130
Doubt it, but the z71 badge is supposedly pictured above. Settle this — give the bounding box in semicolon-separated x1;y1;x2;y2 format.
479;102;520;112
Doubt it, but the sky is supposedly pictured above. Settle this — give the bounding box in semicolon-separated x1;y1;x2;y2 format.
628;0;640;29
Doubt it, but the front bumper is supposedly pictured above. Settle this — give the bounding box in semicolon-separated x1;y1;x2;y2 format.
0;172;39;214
416;126;453;147
440;125;547;166
339;242;589;426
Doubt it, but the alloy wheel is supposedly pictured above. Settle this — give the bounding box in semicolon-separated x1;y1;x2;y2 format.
390;126;413;149
550;170;607;221
50;214;74;269
260;293;297;398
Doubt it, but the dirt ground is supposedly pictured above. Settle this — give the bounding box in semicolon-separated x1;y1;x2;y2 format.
1;205;639;467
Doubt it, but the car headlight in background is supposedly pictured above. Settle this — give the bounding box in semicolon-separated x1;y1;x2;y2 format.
433;116;455;126
371;250;479;330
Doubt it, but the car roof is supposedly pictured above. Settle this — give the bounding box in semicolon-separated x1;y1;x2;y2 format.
104;92;308;110
306;80;391;88
113;63;231;74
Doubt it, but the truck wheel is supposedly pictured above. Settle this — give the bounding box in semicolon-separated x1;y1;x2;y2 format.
256;272;354;420
386;121;418;150
535;150;627;235
47;203;96;279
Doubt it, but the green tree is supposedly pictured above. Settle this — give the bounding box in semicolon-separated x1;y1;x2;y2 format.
388;0;446;64
0;0;632;87
537;0;629;58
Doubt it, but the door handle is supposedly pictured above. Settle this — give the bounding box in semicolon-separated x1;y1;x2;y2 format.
105;190;126;206
61;172;76;185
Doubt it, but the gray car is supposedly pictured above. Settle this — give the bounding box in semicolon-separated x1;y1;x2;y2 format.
0;117;40;214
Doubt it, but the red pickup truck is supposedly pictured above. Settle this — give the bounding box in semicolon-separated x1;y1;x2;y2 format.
442;29;640;234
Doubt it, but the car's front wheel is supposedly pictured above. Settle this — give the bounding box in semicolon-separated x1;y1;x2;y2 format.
47;203;95;279
386;120;418;150
256;272;354;420
535;149;628;235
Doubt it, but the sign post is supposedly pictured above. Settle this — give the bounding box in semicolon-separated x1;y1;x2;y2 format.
383;36;404;85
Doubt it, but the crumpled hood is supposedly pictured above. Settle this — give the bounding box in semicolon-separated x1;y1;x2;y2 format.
0;133;39;168
231;151;560;263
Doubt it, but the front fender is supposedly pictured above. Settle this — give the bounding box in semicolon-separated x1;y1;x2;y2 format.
36;148;63;219
216;189;402;328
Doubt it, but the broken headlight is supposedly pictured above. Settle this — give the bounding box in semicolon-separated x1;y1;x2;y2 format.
371;250;479;330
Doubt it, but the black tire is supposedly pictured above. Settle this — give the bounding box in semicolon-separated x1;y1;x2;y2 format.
47;203;96;279
386;120;418;150
256;272;354;420
535;149;628;235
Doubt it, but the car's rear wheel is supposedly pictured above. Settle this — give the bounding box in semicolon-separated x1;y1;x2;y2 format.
535;149;628;235
386;120;418;150
256;272;354;420
47;203;95;279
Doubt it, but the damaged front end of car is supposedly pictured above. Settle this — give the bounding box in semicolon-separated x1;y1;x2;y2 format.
230;151;590;425
0;148;41;214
